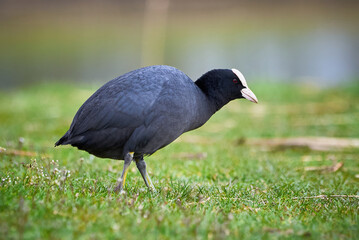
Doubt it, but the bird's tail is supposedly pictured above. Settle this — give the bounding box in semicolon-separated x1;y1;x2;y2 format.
54;131;71;147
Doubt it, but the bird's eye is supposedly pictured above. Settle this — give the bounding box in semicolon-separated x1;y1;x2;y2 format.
233;79;238;84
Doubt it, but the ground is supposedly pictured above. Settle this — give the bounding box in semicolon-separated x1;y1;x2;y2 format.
0;81;358;239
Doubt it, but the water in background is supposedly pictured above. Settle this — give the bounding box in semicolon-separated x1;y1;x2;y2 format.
0;1;358;88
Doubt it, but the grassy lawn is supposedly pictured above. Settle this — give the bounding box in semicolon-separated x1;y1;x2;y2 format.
0;81;358;239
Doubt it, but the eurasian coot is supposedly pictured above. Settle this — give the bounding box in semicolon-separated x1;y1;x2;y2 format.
55;65;258;192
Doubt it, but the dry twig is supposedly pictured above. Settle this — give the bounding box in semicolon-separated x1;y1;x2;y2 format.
0;147;37;157
304;162;344;172
172;152;207;160
292;195;359;200
187;197;211;205
243;137;359;151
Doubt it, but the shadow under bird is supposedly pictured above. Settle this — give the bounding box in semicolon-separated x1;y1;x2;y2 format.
55;65;258;192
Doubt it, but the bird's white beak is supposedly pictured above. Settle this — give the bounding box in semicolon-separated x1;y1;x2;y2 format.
241;88;258;103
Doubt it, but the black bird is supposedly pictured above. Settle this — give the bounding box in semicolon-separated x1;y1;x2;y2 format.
55;65;258;192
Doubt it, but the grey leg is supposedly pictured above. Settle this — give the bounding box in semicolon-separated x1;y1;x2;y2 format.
114;152;133;192
135;157;155;191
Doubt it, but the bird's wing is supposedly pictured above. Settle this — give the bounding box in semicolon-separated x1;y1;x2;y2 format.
68;71;167;137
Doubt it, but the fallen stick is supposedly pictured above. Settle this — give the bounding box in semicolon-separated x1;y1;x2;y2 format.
187;197;211;205
0;147;37;157
242;137;359;151
304;162;344;172
0;146;49;158
172;152;207;160
292;195;359;200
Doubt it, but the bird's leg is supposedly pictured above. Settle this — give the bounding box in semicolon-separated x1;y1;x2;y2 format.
135;157;155;191
114;152;133;192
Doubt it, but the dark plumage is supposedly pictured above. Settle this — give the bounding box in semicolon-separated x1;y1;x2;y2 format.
55;65;258;191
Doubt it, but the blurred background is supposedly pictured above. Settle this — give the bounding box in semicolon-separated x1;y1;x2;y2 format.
1;0;358;89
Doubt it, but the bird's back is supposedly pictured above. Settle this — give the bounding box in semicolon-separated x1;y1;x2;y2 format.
56;65;203;159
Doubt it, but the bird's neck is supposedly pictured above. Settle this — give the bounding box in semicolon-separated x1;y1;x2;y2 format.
195;73;231;113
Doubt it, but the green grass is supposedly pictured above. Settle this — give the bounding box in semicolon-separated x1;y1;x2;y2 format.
1;81;358;239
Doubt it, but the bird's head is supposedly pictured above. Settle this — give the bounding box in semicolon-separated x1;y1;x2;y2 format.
196;68;258;106
230;68;258;103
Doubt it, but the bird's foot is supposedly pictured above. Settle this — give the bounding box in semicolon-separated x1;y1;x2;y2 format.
113;186;122;193
113;179;125;193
